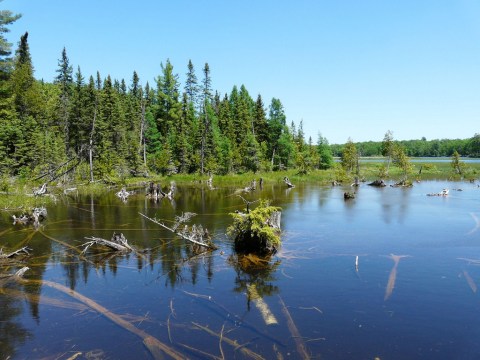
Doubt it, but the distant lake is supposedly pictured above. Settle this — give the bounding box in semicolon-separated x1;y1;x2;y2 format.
335;157;480;164
1;180;480;359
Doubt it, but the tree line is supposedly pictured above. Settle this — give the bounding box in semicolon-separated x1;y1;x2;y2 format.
331;135;480;158
0;10;334;180
1;8;478;182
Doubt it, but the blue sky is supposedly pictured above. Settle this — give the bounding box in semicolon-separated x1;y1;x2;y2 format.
3;0;480;144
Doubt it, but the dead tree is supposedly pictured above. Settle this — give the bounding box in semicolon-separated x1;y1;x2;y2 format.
81;233;136;254
139;212;217;250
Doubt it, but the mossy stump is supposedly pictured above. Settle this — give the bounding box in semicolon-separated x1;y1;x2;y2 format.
228;200;281;256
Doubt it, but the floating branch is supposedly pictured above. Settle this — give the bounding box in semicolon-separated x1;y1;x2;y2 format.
139;212;217;250
81;233;135;254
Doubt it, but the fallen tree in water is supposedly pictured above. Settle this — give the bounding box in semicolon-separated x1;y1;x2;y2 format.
81;232;137;254
228;200;281;255
139;212;217;250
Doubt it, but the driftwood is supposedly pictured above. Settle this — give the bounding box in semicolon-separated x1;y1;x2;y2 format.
12;207;47;227
139;212;217;250
283;177;295;188
81;233;135;254
0;246;31;259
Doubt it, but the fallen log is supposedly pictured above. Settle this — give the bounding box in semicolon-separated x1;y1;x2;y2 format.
139;212;217;250
21;278;184;360
278;295;310;360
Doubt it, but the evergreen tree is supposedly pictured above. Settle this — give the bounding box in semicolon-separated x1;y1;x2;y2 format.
184;59;198;108
253;94;268;145
54;47;73;155
381;130;394;176
267;98;286;169
341;138;357;173
317;133;334;169
0;7;21;81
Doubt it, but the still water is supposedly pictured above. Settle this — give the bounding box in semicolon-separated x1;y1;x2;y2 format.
1;180;480;359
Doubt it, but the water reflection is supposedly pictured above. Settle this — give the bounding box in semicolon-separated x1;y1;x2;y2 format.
1;180;480;358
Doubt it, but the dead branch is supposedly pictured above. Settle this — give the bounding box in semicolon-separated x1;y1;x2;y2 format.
0;246;31;259
82;233;135;254
139;212;217;250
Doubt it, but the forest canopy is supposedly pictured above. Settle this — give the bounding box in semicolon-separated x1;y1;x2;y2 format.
0;9;478;181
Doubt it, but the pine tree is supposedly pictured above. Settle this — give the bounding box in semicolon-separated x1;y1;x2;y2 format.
317;133;333;169
54;47;73;155
267;98;286;169
184;59;198;109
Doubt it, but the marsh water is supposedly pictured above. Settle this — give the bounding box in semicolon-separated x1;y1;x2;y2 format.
1;180;480;359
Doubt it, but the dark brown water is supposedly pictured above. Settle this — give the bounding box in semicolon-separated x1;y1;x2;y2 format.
1;180;480;359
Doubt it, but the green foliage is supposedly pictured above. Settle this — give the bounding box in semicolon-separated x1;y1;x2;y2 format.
227;200;282;254
341;138;357;173
450;150;466;176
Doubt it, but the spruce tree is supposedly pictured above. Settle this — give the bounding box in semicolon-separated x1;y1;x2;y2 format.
54;47;73;155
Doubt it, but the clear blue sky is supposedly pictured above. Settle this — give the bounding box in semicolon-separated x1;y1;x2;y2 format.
3;0;480;144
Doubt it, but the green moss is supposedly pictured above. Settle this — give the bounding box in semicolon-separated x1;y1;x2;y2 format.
227;200;282;255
